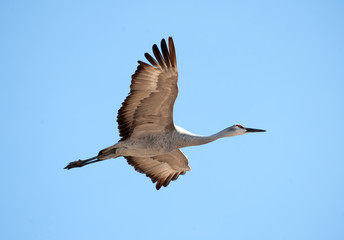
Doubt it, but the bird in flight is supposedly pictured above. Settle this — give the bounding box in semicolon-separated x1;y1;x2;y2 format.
65;37;266;190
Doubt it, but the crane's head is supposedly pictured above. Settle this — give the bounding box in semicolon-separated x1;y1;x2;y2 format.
230;124;266;136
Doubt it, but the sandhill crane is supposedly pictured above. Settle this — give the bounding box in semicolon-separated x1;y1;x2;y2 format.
65;37;266;190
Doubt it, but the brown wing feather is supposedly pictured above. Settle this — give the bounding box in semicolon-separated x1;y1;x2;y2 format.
168;37;177;69
161;39;171;67
125;149;191;190
117;37;178;140
153;44;167;68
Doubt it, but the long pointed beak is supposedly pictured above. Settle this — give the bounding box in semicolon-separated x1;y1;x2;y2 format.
245;128;266;133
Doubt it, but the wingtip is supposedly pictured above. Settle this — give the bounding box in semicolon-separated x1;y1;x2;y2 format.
156;184;162;190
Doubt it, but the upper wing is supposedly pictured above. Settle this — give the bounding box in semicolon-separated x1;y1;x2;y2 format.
117;37;178;140
125;149;191;190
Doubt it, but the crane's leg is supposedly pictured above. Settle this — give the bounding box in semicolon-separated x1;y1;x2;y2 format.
64;156;100;169
64;145;118;170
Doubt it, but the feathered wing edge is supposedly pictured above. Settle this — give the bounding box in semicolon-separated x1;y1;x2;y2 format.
117;37;178;141
125;149;191;190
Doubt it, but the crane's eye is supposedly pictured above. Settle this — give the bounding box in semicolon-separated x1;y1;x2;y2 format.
236;124;244;129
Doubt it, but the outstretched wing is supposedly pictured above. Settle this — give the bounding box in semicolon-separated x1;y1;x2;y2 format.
117;37;178;140
125;149;191;190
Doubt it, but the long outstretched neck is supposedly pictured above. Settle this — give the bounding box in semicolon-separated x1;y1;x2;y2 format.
182;127;238;147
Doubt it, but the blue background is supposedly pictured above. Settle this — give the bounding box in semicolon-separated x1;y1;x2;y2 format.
1;1;344;239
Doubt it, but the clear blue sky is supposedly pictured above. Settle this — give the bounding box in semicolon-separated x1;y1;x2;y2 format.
1;0;344;239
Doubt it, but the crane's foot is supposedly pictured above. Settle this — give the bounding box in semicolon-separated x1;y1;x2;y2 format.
64;160;86;169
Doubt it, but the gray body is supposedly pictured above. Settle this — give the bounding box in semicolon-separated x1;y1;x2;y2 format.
98;125;246;159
